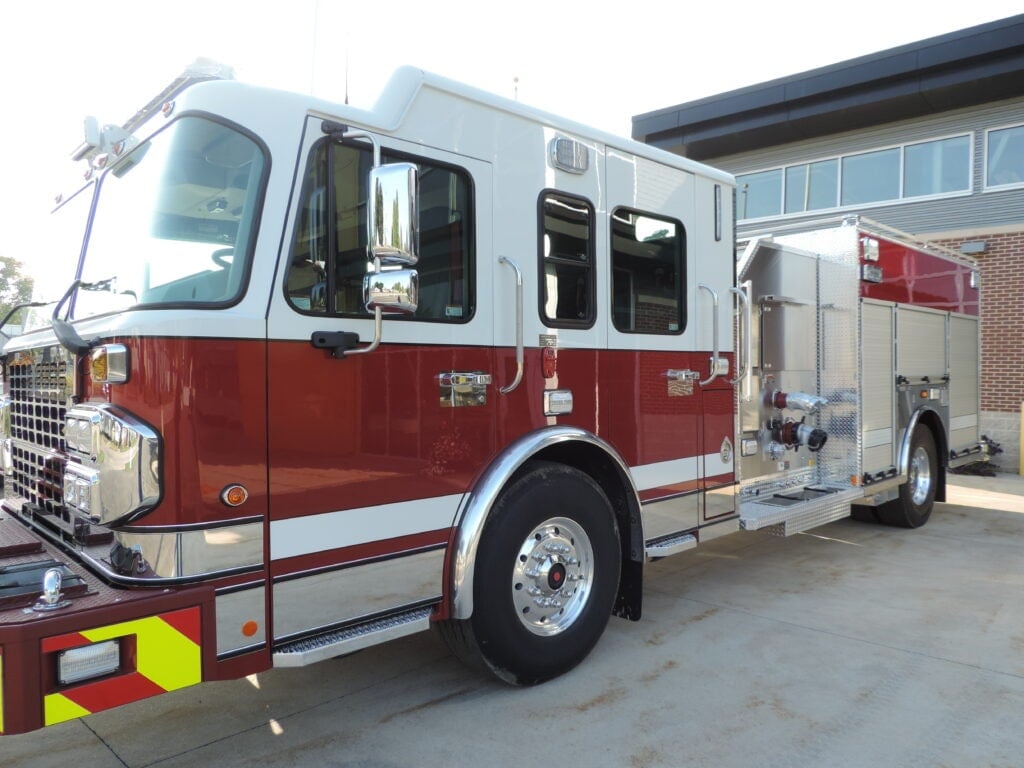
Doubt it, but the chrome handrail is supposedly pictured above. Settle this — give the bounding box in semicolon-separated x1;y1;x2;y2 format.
728;280;752;400
499;256;524;394
698;283;720;386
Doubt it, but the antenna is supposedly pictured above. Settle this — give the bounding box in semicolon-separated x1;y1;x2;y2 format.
310;0;320;94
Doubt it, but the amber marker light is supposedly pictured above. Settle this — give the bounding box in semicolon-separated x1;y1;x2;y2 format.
90;344;130;384
242;621;259;638
221;484;249;507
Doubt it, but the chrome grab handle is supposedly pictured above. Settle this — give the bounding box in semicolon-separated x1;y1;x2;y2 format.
499;256;524;394
728;281;752;399
698;283;721;386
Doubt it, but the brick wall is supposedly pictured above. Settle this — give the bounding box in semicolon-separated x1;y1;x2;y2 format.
933;230;1023;471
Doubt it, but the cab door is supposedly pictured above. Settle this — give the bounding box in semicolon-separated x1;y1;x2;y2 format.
265;117;494;642
694;178;738;535
603;152;703;542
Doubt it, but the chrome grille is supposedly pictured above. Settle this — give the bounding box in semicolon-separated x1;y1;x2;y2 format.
4;346;74;513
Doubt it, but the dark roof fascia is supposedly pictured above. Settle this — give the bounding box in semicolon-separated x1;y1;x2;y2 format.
634;15;1024;160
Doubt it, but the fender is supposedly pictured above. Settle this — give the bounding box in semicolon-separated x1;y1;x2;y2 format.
448;426;641;620
899;405;948;502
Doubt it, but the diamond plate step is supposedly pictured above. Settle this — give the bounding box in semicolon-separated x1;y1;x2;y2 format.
740;486;864;536
645;533;697;560
273;605;433;668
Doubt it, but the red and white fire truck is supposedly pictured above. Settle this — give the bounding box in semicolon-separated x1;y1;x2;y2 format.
0;61;989;734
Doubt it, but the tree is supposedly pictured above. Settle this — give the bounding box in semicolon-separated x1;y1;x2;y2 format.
0;255;35;326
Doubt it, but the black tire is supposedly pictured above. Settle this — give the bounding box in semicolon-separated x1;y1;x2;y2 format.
438;461;620;685
876;426;938;528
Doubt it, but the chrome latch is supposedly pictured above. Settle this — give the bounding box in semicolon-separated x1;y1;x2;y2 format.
665;369;699;397
439;372;492;408
665;369;700;381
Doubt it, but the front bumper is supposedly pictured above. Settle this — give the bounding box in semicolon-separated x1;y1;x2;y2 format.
0;513;215;735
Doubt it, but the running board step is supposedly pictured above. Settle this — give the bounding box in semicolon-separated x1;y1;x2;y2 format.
645;533;697;560
273;606;433;668
740;487;864;536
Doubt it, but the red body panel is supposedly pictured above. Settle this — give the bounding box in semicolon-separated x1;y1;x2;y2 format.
266;340;734;523
599;350;703;468
81;337;270;528
860;236;979;315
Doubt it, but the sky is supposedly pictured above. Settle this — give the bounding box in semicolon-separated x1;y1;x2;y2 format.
1;0;1020;291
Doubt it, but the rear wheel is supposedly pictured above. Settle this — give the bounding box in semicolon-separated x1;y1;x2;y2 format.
876;426;938;528
439;461;620;685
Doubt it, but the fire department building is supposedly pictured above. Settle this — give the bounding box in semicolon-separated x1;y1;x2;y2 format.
634;15;1024;473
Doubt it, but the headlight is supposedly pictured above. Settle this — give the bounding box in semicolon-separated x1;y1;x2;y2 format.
65;409;100;458
64;404;161;526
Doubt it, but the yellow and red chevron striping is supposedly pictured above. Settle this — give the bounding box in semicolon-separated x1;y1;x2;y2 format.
43;606;202;727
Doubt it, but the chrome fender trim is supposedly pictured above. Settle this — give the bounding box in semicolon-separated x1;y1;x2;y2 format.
449;426;639;620
898;406;940;478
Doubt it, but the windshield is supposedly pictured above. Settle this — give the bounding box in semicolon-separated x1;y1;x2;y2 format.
74;116;265;318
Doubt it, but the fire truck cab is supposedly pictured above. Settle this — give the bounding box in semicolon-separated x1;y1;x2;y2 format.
0;63;739;733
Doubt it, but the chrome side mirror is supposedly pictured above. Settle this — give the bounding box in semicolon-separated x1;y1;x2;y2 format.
345;158;420;358
368;163;419;266
364;269;418;315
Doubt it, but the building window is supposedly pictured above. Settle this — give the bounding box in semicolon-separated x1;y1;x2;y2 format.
841;148;900;205
904;135;970;197
736;134;971;221
539;192;595;328
737;168;782;219
986;124;1024;188
785;159;838;213
611;208;685;334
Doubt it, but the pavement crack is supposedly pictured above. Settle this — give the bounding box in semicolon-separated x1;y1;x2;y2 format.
81;719;130;768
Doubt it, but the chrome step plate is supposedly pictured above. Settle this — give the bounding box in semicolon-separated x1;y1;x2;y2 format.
273;606;433;668
645;533;697;560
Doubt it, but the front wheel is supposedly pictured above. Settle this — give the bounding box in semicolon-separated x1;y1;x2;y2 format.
877;426;938;528
438;461;620;685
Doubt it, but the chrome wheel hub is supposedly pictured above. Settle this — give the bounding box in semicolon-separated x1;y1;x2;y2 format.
908;445;932;506
512;517;594;636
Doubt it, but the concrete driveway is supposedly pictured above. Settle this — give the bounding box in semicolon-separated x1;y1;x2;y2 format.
4;473;1024;768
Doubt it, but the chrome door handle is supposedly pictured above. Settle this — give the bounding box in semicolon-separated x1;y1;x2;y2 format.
438;372;493;387
438;371;492;408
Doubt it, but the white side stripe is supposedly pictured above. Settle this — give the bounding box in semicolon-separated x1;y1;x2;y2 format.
629;453;734;492
270;494;463;561
272;454;736;560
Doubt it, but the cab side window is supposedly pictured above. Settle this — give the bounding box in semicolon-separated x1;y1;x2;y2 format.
611;208;685;334
539;191;595;328
288;140;474;322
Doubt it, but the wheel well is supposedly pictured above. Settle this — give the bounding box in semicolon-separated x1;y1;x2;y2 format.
530;441;644;621
913;410;947;503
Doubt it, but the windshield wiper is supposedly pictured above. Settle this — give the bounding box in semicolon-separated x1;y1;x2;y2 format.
51;279;110;354
50;277;139;354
